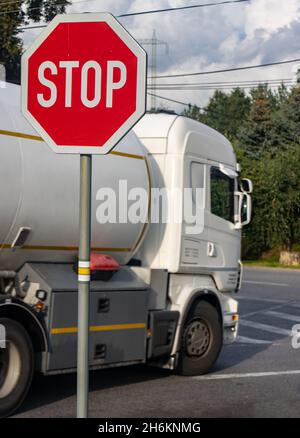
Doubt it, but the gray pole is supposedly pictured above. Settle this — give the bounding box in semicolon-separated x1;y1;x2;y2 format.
77;154;92;418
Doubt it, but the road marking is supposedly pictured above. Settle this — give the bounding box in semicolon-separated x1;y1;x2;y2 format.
237;335;272;344
240;319;291;336
243;281;289;287
289;302;300;309
241;301;299;318
192;370;300;381
238;296;287;303
264;310;300;322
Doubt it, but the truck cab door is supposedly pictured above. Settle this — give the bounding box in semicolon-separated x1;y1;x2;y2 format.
207;165;241;291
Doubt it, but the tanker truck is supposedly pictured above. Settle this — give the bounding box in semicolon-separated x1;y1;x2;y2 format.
0;81;252;417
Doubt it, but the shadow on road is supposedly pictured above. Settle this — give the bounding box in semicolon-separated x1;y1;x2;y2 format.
18;364;171;415
18;342;271;416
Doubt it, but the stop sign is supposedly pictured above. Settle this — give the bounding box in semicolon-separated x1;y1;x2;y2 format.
21;13;147;154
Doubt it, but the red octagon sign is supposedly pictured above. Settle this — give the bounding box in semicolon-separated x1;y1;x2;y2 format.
21;13;147;154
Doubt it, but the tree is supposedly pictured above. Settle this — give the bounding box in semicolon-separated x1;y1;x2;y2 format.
0;1;23;83
184;83;300;260
222;88;251;140
237;147;271;259
264;144;300;251
183;88;250;142
271;86;300;149
182;104;202;121
237;85;276;159
199;88;250;141
0;0;70;83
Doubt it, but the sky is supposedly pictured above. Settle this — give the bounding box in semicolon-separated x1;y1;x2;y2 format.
22;0;300;112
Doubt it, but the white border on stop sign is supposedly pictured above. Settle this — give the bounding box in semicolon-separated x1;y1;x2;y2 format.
21;13;147;155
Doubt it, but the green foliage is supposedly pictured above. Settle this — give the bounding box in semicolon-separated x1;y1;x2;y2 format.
271;87;300;148
0;0;70;83
183;89;251;142
183;104;202;121
202;88;251;141
237;85;275;159
263;145;300;251
0;0;24;83
183;84;300;259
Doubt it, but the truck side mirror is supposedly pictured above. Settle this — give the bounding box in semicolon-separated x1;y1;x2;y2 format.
240;178;253;194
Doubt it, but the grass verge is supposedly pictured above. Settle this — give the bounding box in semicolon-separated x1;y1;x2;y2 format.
243;259;300;269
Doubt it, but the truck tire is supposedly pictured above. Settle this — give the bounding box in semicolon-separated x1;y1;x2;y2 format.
0;318;34;417
177;301;222;376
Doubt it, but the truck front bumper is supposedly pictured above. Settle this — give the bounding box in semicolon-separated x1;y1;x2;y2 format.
220;294;239;345
223;318;239;344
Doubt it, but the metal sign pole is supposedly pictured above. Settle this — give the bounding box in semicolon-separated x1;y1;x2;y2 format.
77;154;92;418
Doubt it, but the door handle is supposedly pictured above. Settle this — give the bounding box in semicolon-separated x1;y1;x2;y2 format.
207;242;217;257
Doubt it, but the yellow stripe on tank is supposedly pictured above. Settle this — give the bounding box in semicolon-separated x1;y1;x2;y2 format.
0;129;144;160
51;322;146;335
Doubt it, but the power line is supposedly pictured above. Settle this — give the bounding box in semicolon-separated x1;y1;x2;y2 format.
16;0;250;30
17;24;47;31
3;0;249;16
151;80;293;90
147;92;191;107
149;80;292;109
151;58;300;79
150;77;294;91
154;78;293;86
151;84;293;91
119;0;249;18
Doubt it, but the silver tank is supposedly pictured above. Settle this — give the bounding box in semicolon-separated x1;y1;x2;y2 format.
0;82;150;270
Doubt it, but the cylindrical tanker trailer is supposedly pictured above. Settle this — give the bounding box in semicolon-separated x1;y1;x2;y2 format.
0;82;252;417
0;82;150;271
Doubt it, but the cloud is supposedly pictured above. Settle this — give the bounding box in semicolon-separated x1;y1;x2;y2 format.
244;0;300;39
21;0;300;111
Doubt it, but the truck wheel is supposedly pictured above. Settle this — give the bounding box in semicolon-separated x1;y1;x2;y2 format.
177;301;222;376
0;318;34;417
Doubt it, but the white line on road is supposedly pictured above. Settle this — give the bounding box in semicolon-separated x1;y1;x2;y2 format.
238;296;287;303
243;281;289;287
264;310;300;322
240;319;291;336
192;370;300;381
241;301;297;318
288;302;300;309
237;335;272;344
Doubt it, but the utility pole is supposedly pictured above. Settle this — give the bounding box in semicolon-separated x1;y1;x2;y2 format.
138;30;168;111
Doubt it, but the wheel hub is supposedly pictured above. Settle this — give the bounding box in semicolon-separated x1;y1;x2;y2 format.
0;342;22;399
185;319;210;357
0;349;8;388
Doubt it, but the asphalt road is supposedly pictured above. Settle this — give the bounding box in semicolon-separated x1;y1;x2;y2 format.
15;267;300;418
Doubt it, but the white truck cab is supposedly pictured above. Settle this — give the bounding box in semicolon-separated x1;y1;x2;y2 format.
133;113;250;364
